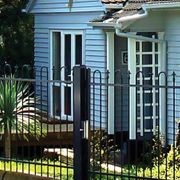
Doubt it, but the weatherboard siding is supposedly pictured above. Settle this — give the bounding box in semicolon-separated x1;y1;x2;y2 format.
165;11;180;144
34;12;105;68
29;0;104;13
33;11;107;127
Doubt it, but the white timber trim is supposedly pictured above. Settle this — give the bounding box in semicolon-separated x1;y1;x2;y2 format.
158;32;166;139
106;31;115;134
50;30;84;120
128;38;137;139
115;29;165;43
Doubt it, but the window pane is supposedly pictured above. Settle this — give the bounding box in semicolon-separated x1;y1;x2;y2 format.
65;34;71;81
52;32;61;80
136;42;140;52
142;42;152;52
145;119;153;130
142;55;152;65
142;67;152;77
75;35;82;65
155;54;158;64
53;85;61;116
64;86;71;115
155;43;158;52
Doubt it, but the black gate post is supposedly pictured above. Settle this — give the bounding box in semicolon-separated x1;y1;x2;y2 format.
73;65;90;180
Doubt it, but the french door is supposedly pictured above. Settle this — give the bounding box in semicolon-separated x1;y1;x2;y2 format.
129;33;166;139
136;38;159;135
50;30;83;119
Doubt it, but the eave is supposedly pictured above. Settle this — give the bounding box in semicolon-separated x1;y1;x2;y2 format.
104;3;123;10
89;22;115;28
117;2;180;30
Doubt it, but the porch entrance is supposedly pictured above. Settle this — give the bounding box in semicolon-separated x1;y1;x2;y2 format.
135;34;160;136
114;33;166;139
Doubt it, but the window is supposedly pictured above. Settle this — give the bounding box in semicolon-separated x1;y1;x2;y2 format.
128;32;166;139
50;30;83;119
136;37;159;133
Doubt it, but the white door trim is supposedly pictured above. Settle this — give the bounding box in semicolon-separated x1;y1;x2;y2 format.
128;33;166;139
106;31;115;134
50;30;84;120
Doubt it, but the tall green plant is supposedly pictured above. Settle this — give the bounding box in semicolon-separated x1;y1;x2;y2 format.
0;76;44;158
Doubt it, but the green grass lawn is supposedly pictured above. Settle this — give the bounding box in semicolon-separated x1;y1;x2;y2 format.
0;160;74;180
0;160;179;180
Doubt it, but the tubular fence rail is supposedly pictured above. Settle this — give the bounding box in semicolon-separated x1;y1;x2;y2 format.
0;64;179;180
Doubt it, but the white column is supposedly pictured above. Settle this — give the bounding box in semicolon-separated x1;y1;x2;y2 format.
128;38;137;139
158;32;166;138
106;32;114;134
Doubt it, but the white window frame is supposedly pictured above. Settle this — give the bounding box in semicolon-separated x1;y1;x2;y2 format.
128;32;166;139
49;29;84;120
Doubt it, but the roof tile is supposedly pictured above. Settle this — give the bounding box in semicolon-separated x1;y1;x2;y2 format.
95;0;180;24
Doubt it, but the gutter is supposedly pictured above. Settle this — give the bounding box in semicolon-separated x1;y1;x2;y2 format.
115;28;165;43
89;22;115;28
142;2;180;10
115;7;165;43
116;9;148;29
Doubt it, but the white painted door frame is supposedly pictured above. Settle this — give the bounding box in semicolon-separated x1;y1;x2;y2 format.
106;31;166;139
50;30;84;120
128;32;166;139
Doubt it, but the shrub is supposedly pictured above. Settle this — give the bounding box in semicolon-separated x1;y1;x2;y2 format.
140;128;165;166
90;130;118;171
165;145;180;168
137;144;180;179
0;76;46;158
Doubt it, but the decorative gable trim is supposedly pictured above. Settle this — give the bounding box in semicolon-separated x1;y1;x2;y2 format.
24;0;35;13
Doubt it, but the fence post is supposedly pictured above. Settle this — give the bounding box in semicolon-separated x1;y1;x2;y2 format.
73;65;90;180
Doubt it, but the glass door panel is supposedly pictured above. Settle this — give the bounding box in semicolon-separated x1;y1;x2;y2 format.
136;35;159;135
61;31;83;119
75;35;82;65
51;31;83;119
65;34;71;81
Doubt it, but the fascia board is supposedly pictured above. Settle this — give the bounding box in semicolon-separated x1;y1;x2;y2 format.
142;2;180;10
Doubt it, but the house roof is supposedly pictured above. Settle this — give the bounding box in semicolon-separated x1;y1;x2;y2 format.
101;0;126;4
92;0;180;26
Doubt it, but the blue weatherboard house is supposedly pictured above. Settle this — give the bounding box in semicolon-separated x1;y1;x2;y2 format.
25;0;180;144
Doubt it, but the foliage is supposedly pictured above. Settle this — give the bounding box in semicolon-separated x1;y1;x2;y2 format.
137;125;180;179
166;145;180;168
0;76;44;139
140;128;165;166
137;145;180;179
151;129;165;165
90;130;119;171
0;76;46;157
177;119;180;146
0;0;34;66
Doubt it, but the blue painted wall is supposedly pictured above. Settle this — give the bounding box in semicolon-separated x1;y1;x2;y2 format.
29;0;107;128
29;0;105;13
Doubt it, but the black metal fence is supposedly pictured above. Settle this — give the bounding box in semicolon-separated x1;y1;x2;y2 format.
0;64;75;180
0;64;179;180
89;68;180;180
